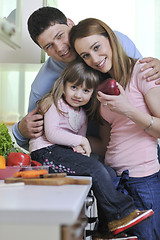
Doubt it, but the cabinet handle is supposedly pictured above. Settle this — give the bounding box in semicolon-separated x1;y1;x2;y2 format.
1;20;15;36
85;196;94;208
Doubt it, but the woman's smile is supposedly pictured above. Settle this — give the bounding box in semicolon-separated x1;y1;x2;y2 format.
97;57;107;68
74;34;112;74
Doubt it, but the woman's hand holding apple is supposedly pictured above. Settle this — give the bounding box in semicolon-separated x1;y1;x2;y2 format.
97;82;135;117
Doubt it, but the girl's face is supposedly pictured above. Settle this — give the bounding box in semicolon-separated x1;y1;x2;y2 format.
74;34;112;74
64;81;94;110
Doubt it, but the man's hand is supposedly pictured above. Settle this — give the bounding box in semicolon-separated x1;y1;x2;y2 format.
18;107;44;139
140;57;160;84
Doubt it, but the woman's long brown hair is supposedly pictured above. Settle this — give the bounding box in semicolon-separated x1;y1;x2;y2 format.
70;18;137;89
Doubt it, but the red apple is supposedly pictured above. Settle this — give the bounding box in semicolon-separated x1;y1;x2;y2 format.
7;152;31;166
98;78;120;95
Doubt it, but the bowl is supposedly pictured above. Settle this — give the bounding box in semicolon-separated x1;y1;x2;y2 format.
20;165;49;172
0;165;49;180
0;166;21;180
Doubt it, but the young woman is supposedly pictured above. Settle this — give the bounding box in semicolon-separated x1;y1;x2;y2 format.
29;60;153;238
69;18;160;240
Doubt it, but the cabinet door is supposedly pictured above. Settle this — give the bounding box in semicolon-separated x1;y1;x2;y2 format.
0;0;22;49
62;206;88;240
0;0;44;63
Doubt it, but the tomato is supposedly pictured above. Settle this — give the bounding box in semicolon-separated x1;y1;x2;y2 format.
7;152;31;166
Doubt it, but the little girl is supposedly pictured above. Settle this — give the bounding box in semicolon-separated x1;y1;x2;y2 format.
29;59;100;160
29;60;153;238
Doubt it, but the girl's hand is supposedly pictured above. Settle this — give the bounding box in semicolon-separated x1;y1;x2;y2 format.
80;137;91;157
139;57;160;84
73;145;86;155
97;83;134;116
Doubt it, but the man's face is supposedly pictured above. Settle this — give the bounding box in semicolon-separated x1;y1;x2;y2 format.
37;19;77;64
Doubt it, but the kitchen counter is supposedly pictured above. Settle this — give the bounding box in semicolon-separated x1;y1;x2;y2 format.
0;176;92;240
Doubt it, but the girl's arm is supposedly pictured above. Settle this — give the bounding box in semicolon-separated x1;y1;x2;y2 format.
73;120;91;156
45;104;91;156
74;122;111;157
44;104;83;147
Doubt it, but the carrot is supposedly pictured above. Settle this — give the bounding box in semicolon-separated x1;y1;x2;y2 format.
13;171;22;178
13;169;48;178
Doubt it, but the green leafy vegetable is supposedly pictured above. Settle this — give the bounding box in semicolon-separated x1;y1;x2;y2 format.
0;122;14;157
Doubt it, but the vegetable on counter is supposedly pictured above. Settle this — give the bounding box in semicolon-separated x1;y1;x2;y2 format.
0;155;6;169
0;122;14;157
31;160;42;166
0;122;42;168
13;169;48;178
7;152;31;166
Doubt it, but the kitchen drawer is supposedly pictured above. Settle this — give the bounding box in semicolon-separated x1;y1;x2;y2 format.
62;205;88;240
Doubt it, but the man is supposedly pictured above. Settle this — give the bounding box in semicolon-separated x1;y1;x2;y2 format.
12;7;160;240
12;6;160;152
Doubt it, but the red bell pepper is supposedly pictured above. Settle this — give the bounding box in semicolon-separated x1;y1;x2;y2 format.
31;160;42;166
7;152;31;166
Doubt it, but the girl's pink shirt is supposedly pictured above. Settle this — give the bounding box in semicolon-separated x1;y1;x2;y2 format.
101;61;160;177
29;99;87;153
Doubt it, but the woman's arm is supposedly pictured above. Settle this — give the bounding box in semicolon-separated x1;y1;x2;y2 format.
119;85;160;138
88;121;111;157
142;87;160;137
97;84;160;138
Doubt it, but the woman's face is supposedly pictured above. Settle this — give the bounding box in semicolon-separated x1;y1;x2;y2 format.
74;34;112;74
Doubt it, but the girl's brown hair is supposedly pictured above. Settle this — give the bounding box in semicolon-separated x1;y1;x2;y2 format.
37;59;101;117
70;18;137;89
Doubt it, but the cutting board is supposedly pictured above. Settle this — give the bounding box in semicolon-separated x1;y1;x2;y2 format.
4;176;90;186
5;173;67;183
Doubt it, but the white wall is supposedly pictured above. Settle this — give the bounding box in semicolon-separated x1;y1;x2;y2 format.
58;0;160;59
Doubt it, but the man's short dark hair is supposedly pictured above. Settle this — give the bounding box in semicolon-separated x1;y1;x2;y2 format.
27;7;67;46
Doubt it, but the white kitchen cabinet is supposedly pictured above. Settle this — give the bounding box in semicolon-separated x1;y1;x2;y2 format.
0;177;92;240
0;0;22;49
0;0;58;63
0;0;46;63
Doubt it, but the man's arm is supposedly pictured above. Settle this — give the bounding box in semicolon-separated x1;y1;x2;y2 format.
12;58;66;150
139;57;160;83
12;108;43;151
115;30;143;59
18;107;44;139
115;31;160;84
